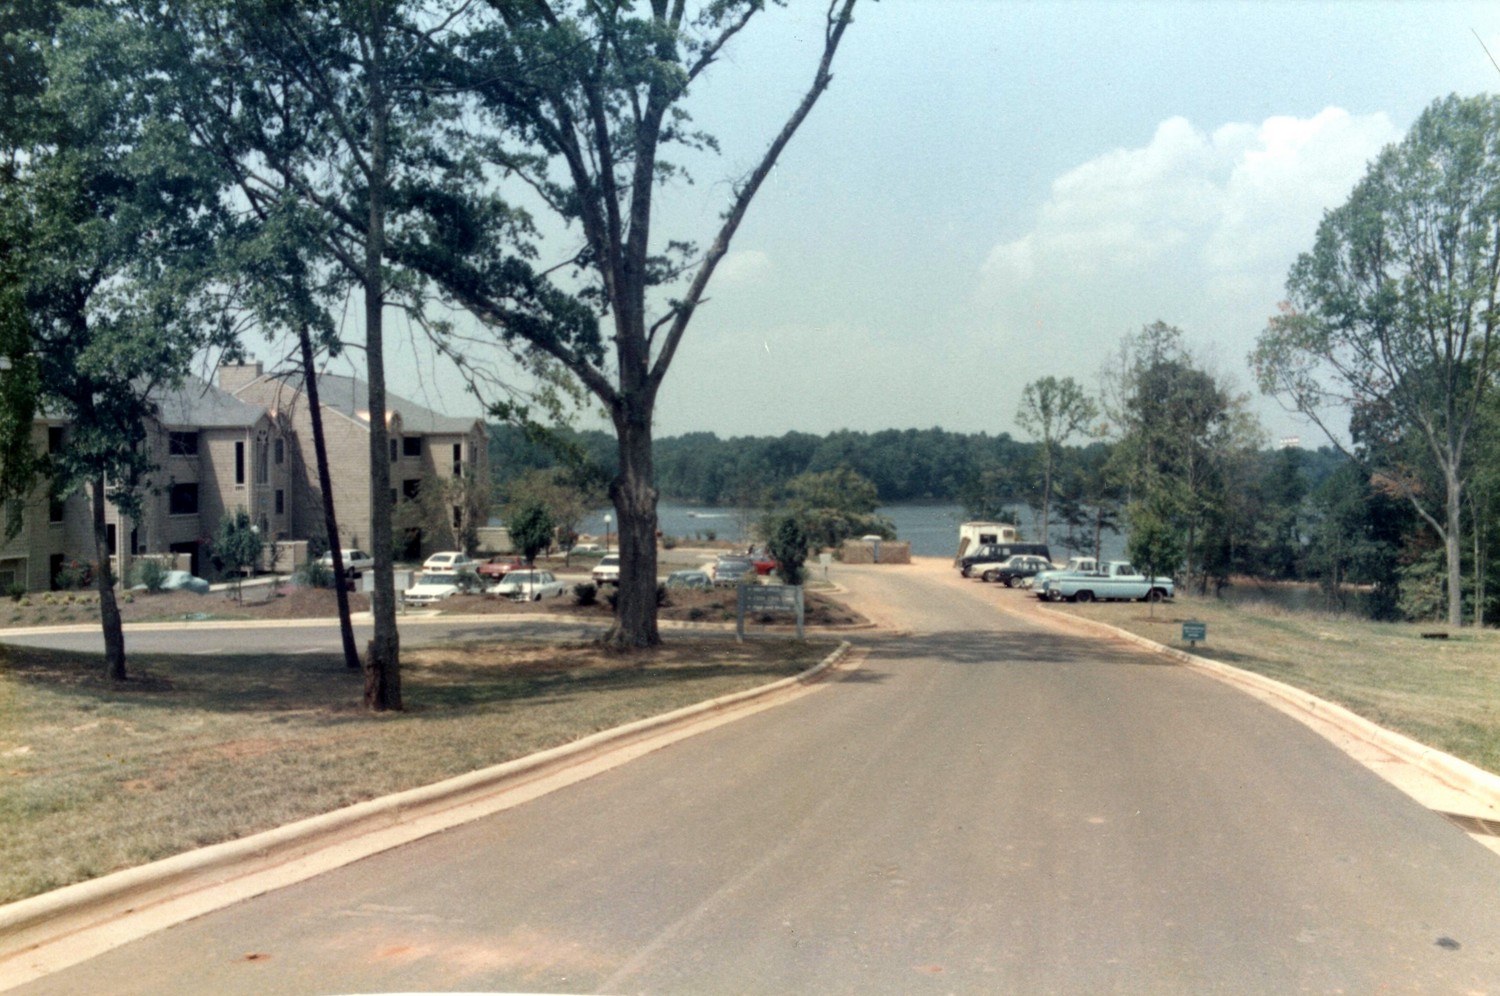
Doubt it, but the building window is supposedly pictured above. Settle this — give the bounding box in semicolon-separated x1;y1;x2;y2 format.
452;443;463;477
274;438;284;465
48;497;64;524
403;436;422;458
234;441;245;485
48;426;63;453
403;478;421;500
275;489;284;515
452;506;462;529
169;483;199;516
168;431;199;456
256;438;268;484
390;438;398;463
106;523;117;556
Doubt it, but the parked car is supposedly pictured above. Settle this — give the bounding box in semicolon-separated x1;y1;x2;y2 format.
959;542;1052;577
317;549;374;576
493;569;567;601
572;542;604;553
1037;561;1174;603
592;554;621;586
976;554;1053;586
402;570;478;605
422;551;475;573
665;569;713;590
146;570;209;595
713;557;755;586
1027;556;1099;591
476;555;526;580
749;550;780;575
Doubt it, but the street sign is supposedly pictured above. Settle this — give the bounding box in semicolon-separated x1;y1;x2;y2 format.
1182;620;1207;645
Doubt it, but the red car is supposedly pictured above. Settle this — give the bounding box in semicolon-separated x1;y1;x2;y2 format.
750;551;779;575
476;556;526;580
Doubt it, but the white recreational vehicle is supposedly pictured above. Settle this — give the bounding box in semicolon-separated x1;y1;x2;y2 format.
955;521;1019;562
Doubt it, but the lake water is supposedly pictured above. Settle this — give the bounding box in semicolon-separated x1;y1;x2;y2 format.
574;502;1125;560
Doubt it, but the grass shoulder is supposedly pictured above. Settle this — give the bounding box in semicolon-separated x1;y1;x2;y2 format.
1042;594;1500;778
0;635;835;904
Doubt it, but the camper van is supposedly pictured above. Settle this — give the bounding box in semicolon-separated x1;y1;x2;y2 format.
956;522;1019;563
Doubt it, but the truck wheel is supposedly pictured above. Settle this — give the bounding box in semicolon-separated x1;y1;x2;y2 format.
1003;576;1015;587
1146;588;1164;603
1073;590;1094;603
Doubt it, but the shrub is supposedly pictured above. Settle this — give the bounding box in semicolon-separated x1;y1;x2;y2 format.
133;558;170;593
573;582;598;606
296;559;335;589
5;583;25;602
656;583;669;607
660;534;678;550
53;560;92;591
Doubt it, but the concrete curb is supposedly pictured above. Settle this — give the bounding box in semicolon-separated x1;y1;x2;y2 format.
0;641;853;986
1038;605;1500;814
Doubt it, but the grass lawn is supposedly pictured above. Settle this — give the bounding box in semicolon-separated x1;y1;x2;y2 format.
0;637;834;904
1044;594;1500;778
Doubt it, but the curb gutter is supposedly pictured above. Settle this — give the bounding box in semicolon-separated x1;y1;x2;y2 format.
1040;606;1500;816
0;641;853;988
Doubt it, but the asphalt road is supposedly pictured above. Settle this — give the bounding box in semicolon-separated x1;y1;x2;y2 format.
12;562;1500;993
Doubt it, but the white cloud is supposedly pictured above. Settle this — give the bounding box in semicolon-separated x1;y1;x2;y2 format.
982;108;1397;298
969;107;1400;439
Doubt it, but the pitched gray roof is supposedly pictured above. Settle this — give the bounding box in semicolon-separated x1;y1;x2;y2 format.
258;370;481;435
153;376;267;428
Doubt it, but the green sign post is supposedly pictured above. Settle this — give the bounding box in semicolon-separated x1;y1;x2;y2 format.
1182;620;1207;647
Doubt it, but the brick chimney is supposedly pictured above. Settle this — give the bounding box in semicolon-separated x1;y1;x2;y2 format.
217;358;264;394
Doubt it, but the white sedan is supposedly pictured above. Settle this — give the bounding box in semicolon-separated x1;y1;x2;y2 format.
402;571;478;605
422;551;475;572
318;548;374;576
492;569;568;601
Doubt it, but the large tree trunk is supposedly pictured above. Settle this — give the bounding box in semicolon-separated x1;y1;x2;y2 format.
91;475;126;681
604;413;660;649
1447;468;1463;628
362;18;400;709
297;326;361;672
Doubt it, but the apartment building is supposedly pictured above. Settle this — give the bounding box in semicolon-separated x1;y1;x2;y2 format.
220;361;489;561
0;363;488;593
0;376;290;591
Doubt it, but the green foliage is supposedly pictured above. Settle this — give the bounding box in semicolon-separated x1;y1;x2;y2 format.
1397;549;1447;623
52;560;91;591
1252;94;1500;627
767;513;810;586
296;558;335;590
508;502;556;564
503;467;605;555
1126;503;1183;589
6;582;26;601
1107;322;1262;592
1016;376;1099;542
772;466;894;551
211;510;264;593
131;558;169;593
573;582;598;607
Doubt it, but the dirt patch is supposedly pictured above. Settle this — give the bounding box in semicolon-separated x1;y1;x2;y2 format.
0;577;867;630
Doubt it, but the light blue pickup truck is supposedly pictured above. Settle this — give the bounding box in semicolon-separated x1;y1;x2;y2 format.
1036;560;1174;603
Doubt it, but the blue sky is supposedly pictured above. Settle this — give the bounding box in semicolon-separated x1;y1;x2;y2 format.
368;0;1500;448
